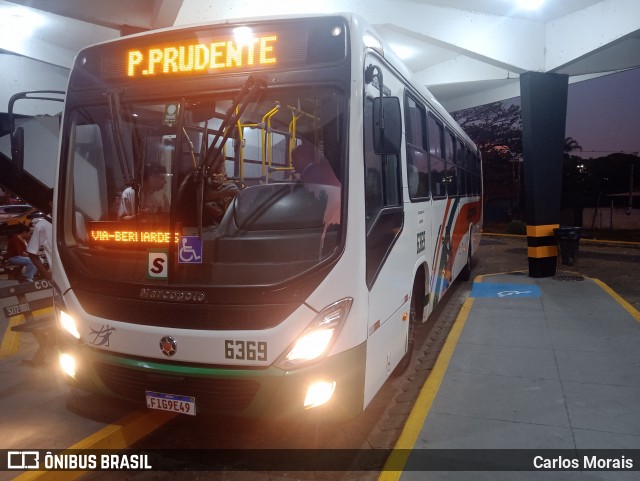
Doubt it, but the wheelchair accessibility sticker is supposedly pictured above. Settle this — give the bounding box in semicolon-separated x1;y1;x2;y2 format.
179;236;202;264
471;283;541;298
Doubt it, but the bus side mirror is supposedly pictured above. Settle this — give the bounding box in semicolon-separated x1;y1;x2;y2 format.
372;96;401;155
11;127;25;174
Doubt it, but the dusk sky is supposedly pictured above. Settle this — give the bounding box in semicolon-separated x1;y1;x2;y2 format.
505;67;640;158
565;67;640;158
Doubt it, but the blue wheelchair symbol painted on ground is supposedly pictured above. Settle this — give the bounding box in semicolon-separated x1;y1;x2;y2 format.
178;236;202;264
471;283;541;298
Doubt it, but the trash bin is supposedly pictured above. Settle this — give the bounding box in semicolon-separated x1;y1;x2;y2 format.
554;226;581;267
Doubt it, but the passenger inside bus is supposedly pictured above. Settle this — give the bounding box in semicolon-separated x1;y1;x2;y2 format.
290;142;341;247
118;164;169;220
203;161;239;224
174;160;240;228
291;142;341;187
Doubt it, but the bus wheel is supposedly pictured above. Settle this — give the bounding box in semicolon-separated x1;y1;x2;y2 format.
393;283;421;376
459;242;472;282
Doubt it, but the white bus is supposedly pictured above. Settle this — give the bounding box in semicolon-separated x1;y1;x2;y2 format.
52;13;482;420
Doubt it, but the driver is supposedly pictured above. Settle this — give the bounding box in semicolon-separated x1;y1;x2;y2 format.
118;164;169;220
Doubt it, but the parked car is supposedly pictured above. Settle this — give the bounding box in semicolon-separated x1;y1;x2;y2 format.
0;204;41;235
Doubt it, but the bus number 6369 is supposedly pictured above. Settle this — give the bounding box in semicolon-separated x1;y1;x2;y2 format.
225;340;267;361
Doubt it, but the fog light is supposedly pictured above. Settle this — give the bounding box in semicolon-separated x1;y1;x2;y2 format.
304;380;336;408
59;352;76;378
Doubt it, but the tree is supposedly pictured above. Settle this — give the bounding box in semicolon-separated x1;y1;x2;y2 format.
562;137;588;199
563;137;582;157
452;102;522;156
452;101;523;220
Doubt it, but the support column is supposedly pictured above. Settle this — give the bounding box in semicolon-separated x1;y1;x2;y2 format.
520;72;568;278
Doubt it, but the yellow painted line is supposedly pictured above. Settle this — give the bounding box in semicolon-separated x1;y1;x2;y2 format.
11;410;177;481
581;238;640;247
482;232;524;239
0;314;24;359
0;307;55;359
378;297;474;480
474;270;527;283
483;231;640;247
591;278;640;323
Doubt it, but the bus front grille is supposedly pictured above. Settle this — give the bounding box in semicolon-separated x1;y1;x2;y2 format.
74;288;297;331
94;362;260;412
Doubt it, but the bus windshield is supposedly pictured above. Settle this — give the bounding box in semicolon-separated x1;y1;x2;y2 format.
60;86;346;287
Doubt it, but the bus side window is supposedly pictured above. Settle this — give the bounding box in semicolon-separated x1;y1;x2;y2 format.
457;140;467;196
467;148;477;195
404;96;430;199
427;113;446;198
383;155;401;205
474;152;482;195
445;129;458;197
365;167;383;218
364;97;383;229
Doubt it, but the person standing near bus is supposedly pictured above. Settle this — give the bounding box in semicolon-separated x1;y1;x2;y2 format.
5;223;37;282
27;189;53;281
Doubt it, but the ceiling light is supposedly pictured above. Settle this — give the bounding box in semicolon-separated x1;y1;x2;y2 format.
0;6;45;38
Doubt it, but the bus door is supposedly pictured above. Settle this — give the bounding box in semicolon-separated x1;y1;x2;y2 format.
362;58;412;401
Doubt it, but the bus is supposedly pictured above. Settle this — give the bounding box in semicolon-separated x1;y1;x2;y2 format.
51;13;482;420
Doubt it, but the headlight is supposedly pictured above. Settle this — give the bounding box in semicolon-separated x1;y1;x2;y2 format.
59;309;80;339
54;289;80;339
276;298;352;369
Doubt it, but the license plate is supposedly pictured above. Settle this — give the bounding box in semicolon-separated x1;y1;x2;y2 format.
145;390;196;416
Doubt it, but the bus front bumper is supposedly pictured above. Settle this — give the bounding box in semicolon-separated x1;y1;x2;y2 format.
57;339;367;420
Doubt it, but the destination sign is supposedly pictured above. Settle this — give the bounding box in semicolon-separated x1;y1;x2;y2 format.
88;221;180;246
69;16;349;86
127;34;278;77
71;18;347;87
